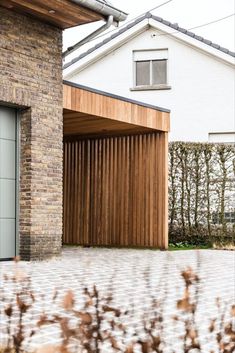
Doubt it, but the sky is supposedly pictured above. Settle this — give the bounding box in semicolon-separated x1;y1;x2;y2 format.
63;0;235;54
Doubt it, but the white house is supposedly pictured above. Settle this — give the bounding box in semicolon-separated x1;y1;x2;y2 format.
63;13;235;142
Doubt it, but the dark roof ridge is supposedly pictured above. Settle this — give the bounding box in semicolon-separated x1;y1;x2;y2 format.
150;13;235;57
63;12;235;70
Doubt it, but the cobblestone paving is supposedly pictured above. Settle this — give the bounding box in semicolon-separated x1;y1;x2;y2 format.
0;247;234;352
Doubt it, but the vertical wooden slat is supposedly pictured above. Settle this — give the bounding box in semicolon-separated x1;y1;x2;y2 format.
63;132;168;249
125;136;130;246
151;134;154;246
89;139;94;244
162;133;169;249
105;138;110;245
85;139;91;244
70;142;74;243
153;133;158;247
135;135;139;246
77;141;81;242
145;134;149;246
128;136;136;246
113;137;117;245
110;137;113;246
139;135;144;245
81;140;85;243
67;142;72;242
156;133;160;247
120;137;125;246
159;133;163;248
63;142;67;243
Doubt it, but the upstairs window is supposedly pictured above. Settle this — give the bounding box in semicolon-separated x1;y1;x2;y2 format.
133;50;170;90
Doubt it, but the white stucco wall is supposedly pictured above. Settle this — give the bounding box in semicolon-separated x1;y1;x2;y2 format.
65;28;235;142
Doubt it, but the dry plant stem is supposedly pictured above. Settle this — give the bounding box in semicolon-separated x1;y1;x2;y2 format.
4;299;14;350
1;261;235;353
169;144;177;233
93;286;100;353
204;147;212;239
193;147;201;229
184;149;191;232
140;261;170;352
1;261;35;353
176;267;201;352
178;146;186;237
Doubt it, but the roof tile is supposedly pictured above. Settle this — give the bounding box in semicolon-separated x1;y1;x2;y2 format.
64;12;235;69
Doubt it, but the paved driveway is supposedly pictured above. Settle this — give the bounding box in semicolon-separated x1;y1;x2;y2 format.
0;247;234;352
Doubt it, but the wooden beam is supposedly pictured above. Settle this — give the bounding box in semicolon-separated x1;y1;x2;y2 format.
63;84;170;132
1;0;103;29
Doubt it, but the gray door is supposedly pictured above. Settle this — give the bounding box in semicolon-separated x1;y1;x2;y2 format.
0;107;17;260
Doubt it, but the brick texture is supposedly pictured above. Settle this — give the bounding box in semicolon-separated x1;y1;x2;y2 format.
0;7;63;260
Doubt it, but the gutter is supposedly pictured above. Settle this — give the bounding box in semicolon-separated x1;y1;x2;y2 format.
63;15;114;58
70;0;128;22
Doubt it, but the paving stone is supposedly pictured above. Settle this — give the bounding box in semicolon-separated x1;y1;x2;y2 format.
0;247;234;352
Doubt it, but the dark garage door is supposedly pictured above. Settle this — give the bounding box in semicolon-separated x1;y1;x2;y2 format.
0;106;17;260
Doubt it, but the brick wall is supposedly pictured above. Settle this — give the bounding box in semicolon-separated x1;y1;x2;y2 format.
0;7;63;260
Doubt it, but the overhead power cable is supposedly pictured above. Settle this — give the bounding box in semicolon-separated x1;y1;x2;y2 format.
151;13;235;39
188;13;234;31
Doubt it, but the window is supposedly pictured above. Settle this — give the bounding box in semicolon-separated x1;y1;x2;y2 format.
136;59;167;86
212;211;235;224
208;132;235;145
132;50;170;90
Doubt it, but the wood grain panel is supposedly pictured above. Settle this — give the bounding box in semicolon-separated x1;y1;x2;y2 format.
63;109;155;137
63;84;170;132
63;132;168;249
1;0;103;28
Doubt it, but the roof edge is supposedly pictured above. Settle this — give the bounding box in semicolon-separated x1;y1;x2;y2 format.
63;80;170;113
63;12;235;70
70;0;128;22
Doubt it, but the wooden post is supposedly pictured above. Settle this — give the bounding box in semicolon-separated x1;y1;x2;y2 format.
161;132;169;249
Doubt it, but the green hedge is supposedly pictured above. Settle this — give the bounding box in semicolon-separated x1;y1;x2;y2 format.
168;142;235;245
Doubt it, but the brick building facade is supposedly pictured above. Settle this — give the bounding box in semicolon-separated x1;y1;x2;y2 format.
0;7;63;260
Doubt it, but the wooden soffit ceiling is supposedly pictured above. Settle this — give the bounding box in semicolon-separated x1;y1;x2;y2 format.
0;0;103;29
63;82;170;137
63;109;157;137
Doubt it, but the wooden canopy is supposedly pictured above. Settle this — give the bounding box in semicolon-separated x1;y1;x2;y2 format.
0;0;103;28
63;81;170;249
63;82;170;137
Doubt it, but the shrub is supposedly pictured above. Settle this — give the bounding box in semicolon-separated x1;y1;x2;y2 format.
168;142;235;246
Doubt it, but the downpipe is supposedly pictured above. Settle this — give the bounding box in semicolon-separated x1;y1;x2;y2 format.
62;15;114;58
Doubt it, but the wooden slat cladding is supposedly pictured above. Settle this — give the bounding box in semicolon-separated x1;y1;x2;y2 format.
1;0;103;29
63;132;168;249
63;84;170;132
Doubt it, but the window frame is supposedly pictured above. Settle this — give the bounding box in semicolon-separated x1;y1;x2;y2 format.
132;49;171;91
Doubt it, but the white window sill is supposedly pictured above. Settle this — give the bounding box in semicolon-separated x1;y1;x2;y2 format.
130;85;171;91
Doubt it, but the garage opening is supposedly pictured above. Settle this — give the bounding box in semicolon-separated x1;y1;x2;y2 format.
63;82;170;249
0;106;18;260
